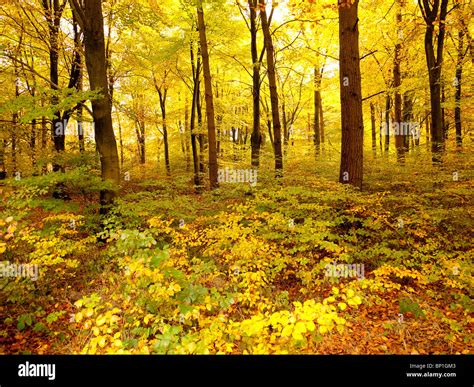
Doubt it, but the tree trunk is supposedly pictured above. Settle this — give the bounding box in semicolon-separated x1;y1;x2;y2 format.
318;88;325;146
12;115;17;174
249;0;262;167
190;39;201;187
425;108;431;149
260;0;283;176
197;0;218;189
12;60;20;174
30;119;36;167
403;92;415;148
43;0;65;170
0;139;6;179
338;0;363;189
314;67;321;156
442;83;447;139
455;29;464;148
282;101;288;149
419;0;449;163
77;64;85;153
185;97;191;169
394;8;404;162
134;122;145;164
70;0;120;212
116;109;124;167
158;89;171;175
370;102;377;156
384;94;391;153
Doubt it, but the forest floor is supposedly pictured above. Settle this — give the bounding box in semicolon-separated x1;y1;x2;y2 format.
1;147;473;354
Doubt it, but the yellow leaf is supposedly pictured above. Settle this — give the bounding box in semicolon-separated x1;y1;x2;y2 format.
98;336;106;348
319;325;328;334
294;321;307;334
96;315;106;326
292;331;304;341
338;302;347;311
281;325;293;337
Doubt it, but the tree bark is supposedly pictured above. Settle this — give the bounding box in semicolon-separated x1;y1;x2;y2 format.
318;87;325;146
70;0;120;212
190;38;202;187
197;0;218;189
314;67;321;156
384;94;391;153
370;102;377;156
158;88;171;175
455;28;464;147
184;96;191;169
260;0;283;176
394;8;404;162
419;0;449;163
43;0;65;169
402;92;415;148
248;0;262;167
338;0;364;189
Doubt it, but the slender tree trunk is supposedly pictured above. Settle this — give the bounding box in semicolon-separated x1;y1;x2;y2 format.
419;0;448;163
12;60;20;174
318;88;325;145
190;39;201;187
378;106;383;153
77;65;85;153
70;0;120;212
116;109;124;167
30;119;36;167
43;0;65;170
384;94;391;153
134;122;145;164
314;67;321;156
394;8;404;162
197;0;218;189
197;86;205;176
158;89;171;175
425;108;431;149
260;0;283;176
455;29;464;148
185;97;191;169
73;16;85;154
282;101;289;150
338;0;363;189
370;102;377;156
403;92;415;148
249;0;261;167
215;70;222;157
0;139;5;179
12;116;17;174
442;83;447;139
